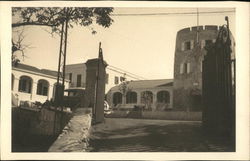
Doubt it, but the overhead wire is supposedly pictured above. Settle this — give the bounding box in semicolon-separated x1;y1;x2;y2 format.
106;67;142;80
110;10;235;17
108;65;147;80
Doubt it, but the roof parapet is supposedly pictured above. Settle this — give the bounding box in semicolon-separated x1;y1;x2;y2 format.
177;25;219;34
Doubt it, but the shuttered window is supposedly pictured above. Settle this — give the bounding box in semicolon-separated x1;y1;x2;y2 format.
187;63;191;73
201;40;205;48
181;42;185;51
180;63;184;74
77;74;82;87
180;63;191;74
190;40;194;49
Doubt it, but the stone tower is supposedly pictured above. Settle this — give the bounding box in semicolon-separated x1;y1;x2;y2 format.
173;25;220;111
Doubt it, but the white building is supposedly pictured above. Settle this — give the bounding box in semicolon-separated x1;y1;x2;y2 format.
65;62;137;93
12;63;69;106
106;79;174;110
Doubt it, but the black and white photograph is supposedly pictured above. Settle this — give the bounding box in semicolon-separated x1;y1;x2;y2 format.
0;1;249;160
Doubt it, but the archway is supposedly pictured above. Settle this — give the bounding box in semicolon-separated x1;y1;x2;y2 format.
113;92;122;106
37;79;49;96
157;90;170;103
141;91;153;104
18;75;33;93
126;91;137;104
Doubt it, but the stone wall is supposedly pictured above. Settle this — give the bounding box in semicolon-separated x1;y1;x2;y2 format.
12;107;72;152
48;108;92;152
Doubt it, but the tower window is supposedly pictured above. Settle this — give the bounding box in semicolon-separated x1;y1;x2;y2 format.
185;41;191;50
180;63;191;74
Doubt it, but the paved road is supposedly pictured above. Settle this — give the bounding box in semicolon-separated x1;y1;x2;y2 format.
88;118;234;152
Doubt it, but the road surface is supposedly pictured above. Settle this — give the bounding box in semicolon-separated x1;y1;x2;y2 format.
88;118;234;152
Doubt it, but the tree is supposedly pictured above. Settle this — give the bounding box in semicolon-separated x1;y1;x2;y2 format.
118;80;132;105
141;91;153;111
12;7;114;64
12;29;31;66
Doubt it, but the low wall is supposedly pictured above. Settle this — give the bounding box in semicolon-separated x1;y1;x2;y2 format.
107;111;202;121
12;107;72;152
48;108;92;152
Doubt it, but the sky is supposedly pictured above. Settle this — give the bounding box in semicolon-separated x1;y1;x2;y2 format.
12;8;235;80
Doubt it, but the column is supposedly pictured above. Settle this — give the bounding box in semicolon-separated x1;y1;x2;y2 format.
12;75;20;93
136;91;141;105
85;58;107;123
31;77;38;102
169;90;173;108
152;91;157;111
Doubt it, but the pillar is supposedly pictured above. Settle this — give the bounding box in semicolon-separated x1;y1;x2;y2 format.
136;91;141;105
152;91;157;111
85;58;107;123
31;78;38;101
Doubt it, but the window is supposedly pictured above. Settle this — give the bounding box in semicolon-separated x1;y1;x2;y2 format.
181;41;194;51
180;63;191;74
205;40;213;47
76;74;82;87
105;73;109;84
113;92;122;106
114;76;119;84
18;76;32;93
126;91;137;104
37;79;49;96
157;91;170;103
69;73;72;83
185;41;191;50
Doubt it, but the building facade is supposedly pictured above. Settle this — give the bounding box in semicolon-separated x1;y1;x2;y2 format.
173;25;235;111
12;63;69;106
65;63;86;90
65;62;135;93
106;79;173;111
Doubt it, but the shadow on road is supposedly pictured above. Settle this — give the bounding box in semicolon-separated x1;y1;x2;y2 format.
88;118;234;152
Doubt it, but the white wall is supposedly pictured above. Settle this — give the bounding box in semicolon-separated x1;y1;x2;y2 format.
65;63;86;88
65;63;136;94
105;68;135;93
106;86;173;110
12;68;69;105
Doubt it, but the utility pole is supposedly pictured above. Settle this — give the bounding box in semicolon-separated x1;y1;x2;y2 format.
53;7;69;134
